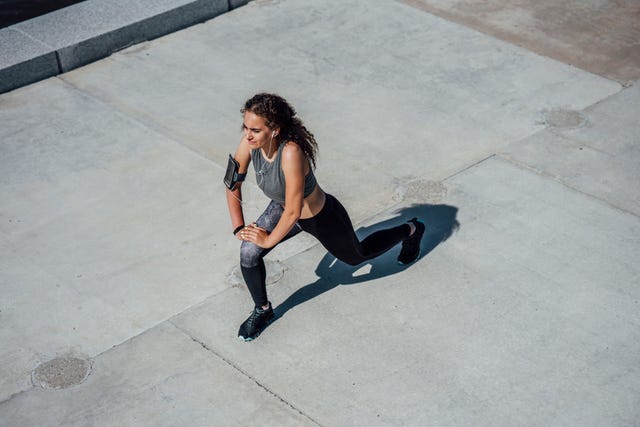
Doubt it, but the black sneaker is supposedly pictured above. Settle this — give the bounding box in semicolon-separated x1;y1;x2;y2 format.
238;303;274;341
397;218;425;265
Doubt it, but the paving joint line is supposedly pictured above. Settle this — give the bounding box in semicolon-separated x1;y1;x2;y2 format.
41;292;232;374
442;153;497;182
546;130;615;157
0;386;33;406
497;152;640;219
12;26;51;47
56;76;225;168
54;51;63;73
86;286;239;360
577;81;629;110
169;321;323;426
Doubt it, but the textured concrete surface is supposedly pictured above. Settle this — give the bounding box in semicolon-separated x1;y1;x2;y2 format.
1;0;639;425
400;0;640;83
502;84;640;216
1;323;314;426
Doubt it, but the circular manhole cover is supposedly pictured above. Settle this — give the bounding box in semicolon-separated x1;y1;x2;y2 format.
32;357;92;389
394;179;448;203
543;108;586;128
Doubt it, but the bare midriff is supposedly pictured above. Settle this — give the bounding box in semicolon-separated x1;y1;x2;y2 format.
300;184;326;219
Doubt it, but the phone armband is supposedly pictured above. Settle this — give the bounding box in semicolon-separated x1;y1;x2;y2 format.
223;154;246;190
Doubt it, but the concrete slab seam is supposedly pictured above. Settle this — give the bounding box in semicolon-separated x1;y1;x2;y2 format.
0;386;33;406
495;153;640;219
442;153;497;183
554;83;627;116
54;51;63;73
168;321;323;426
585;83;629;109
542;129;611;157
55;76;225;169
12;25;52;48
166;287;238;323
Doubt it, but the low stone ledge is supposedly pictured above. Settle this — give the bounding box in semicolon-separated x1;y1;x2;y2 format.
0;28;59;93
0;0;251;94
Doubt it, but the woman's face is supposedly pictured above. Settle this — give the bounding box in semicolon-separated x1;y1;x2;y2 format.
242;111;277;150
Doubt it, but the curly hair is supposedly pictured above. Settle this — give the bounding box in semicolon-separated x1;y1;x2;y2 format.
241;93;318;169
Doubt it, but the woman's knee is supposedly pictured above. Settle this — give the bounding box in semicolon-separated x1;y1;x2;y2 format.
240;242;264;268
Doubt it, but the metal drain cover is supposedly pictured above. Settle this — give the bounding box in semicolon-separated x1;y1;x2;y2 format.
32;357;92;389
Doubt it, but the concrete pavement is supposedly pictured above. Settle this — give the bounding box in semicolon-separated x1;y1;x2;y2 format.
400;0;640;84
1;0;639;425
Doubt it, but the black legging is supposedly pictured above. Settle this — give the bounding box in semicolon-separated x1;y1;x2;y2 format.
240;194;410;307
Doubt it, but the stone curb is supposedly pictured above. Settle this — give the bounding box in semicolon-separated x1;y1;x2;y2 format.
0;0;250;94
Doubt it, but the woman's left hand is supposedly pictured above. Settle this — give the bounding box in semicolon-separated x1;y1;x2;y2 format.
239;223;272;248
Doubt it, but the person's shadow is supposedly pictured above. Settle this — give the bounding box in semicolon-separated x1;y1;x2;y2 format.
273;203;460;320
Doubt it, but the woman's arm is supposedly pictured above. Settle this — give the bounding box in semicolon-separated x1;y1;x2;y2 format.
243;142;306;248
226;139;251;236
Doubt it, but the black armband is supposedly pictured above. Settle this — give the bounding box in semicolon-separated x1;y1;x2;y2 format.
223;154;246;190
233;224;245;235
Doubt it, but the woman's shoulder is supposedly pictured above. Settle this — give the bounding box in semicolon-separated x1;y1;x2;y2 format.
280;141;308;171
281;141;304;157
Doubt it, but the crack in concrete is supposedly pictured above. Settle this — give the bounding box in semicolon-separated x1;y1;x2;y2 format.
169;321;323;426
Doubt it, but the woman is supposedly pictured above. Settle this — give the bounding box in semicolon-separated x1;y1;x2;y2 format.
226;93;425;341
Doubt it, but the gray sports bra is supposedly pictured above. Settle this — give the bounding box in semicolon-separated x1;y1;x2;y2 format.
251;142;317;204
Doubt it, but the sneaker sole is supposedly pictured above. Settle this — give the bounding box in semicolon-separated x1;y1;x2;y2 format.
397;247;421;265
238;317;275;342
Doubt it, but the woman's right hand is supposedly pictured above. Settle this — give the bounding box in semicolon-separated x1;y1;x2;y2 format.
235;225;246;241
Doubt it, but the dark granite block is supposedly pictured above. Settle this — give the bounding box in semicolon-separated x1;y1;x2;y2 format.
0;27;58;93
229;0;250;8
16;0;229;71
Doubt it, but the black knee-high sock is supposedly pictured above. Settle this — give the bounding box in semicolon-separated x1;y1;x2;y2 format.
241;261;268;307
